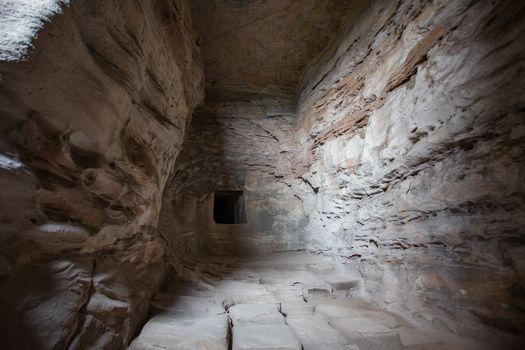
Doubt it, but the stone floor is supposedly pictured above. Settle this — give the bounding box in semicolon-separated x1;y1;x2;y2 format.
128;252;485;350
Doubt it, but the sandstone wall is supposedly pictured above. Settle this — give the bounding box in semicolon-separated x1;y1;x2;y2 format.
0;1;204;349
160;99;309;256
295;0;525;343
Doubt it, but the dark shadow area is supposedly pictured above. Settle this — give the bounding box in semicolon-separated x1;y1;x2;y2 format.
213;190;247;224
159;104;280;257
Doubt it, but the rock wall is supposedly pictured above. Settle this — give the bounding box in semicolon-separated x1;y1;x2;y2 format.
295;0;525;344
160;99;308;256
2;0;524;347
0;1;204;349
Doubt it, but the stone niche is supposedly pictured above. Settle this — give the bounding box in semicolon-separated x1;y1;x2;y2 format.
213;190;247;224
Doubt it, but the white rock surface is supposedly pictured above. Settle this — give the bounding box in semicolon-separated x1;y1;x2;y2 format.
331;318;405;350
286;314;347;346
316;304;361;319
232;324;302;350
228;303;285;326
128;314;229;350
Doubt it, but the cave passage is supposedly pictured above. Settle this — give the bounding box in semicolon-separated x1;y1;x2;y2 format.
0;0;524;350
213;190;246;224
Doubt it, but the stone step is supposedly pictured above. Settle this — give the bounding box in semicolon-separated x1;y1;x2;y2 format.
280;301;315;317
330;317;405;350
316;304;403;329
129;314;229;350
316;303;361;319
309;297;376;308
324;275;362;291
268;285;305;304
303;345;360;350
228;303;284;326
307;262;337;275
232;324;301;350
212;280;279;304
286;314;347;346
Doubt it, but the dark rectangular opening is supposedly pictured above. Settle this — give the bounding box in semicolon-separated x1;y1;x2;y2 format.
213;190;246;224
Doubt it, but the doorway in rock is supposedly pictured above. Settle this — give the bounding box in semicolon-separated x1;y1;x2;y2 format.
213;190;247;224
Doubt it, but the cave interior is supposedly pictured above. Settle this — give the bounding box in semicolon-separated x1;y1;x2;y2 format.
0;0;524;349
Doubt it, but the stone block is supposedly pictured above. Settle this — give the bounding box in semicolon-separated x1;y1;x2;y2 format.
232;324;301;350
287;314;347;345
229;303;284;326
129;314;228;350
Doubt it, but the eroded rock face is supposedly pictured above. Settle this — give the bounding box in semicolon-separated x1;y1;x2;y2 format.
295;0;525;343
161;1;525;343
0;0;204;349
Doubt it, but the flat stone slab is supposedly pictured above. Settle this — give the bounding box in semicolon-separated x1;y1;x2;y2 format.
266;285;304;303
129;314;228;350
229;303;284;326
287;314;347;345
303;345;360;350
331;317;392;335
358;310;403;329
307;263;336;275
303;287;333;301
151;295;224;316
316;304;361;319
232;324;302;350
214;281;278;304
331;317;404;350
324;275;361;290
280;302;314;317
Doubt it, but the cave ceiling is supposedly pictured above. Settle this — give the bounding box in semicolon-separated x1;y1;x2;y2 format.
190;0;363;101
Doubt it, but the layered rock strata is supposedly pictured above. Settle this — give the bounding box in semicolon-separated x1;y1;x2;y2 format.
161;0;525;345
0;0;203;349
1;0;524;348
295;0;525;344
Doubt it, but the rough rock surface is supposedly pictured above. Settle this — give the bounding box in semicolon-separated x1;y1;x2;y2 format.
160;0;525;346
1;0;525;348
131;252;490;350
0;0;204;349
159;99;308;255
294;0;525;344
190;0;366;100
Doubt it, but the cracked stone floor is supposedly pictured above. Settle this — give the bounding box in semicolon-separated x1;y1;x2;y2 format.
128;252;483;350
